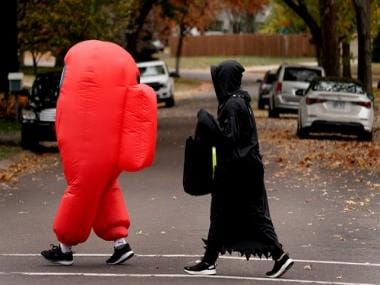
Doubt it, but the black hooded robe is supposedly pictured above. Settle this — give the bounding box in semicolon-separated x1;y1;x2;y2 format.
196;60;283;262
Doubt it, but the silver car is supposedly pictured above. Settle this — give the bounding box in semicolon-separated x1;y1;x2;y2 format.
268;64;325;117
137;60;175;107
297;77;374;141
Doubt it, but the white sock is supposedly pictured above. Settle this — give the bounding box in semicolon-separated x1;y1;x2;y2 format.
60;243;72;253
114;238;127;249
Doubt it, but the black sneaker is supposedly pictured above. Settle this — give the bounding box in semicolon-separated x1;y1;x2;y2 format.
266;253;294;278
41;244;73;266
106;243;134;265
184;261;216;275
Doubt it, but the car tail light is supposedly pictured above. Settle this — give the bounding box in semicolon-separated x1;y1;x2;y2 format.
354;101;371;108
306;98;326;105
275;82;282;94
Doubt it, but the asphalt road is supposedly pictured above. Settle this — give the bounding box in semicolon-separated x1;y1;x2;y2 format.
0;85;379;285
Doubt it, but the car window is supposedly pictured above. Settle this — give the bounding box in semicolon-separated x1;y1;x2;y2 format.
139;65;166;77
265;73;276;84
283;67;322;82
312;80;365;94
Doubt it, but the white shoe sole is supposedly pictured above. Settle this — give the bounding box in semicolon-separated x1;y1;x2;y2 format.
184;268;216;275
42;258;73;266
107;250;134;265
267;258;294;278
54;260;73;266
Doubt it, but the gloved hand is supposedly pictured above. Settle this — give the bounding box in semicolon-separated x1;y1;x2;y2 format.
197;108;211;121
195;108;219;146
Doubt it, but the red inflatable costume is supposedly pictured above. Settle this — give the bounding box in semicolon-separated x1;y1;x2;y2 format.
53;40;157;246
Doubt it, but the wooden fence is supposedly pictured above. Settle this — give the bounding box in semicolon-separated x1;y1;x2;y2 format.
169;33;315;57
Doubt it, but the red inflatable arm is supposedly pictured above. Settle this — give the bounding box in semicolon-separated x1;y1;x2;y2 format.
53;40;157;245
119;84;157;171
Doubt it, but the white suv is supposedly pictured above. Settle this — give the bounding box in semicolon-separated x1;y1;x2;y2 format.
137;60;175;107
268;64;325;117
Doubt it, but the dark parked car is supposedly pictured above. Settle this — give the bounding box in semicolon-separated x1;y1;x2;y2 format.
257;69;276;110
20;71;61;149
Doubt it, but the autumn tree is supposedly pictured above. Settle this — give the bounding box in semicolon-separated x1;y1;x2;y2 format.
265;0;359;77
17;0;135;69
260;1;310;34
0;1;19;92
223;0;269;33
164;0;222;76
352;0;372;94
280;0;375;92
41;0;121;66
18;0;54;74
122;0;162;60
319;0;339;76
337;0;356;78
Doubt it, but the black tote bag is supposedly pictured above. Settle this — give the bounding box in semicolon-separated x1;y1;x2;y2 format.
183;136;214;196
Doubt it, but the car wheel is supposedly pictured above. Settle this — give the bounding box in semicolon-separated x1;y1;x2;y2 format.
165;96;175;107
258;96;265;110
358;131;373;142
297;120;309;139
268;98;279;118
21;124;38;150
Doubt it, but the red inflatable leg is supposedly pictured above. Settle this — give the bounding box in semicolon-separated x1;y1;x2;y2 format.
93;180;130;241
53;184;103;245
53;163;118;245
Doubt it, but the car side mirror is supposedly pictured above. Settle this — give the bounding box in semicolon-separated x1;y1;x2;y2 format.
295;89;305;96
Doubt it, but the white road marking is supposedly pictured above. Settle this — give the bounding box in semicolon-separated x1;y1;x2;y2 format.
0;271;377;285
1;253;379;267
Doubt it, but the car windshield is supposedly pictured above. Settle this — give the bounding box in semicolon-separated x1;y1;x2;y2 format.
311;80;365;94
283;67;322;82
139;65;166;77
32;73;61;100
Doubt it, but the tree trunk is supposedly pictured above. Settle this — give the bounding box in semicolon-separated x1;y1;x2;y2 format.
281;0;323;66
125;0;158;60
352;0;372;93
32;52;38;76
55;48;68;67
342;40;351;78
319;0;340;76
245;13;255;33
0;1;19;92
175;24;185;77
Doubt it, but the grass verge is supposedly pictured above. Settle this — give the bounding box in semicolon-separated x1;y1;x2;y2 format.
0;145;20;161
174;78;203;92
158;54;316;69
0;120;22;161
0;120;21;133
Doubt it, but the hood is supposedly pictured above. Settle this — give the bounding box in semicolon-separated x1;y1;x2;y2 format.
211;60;245;104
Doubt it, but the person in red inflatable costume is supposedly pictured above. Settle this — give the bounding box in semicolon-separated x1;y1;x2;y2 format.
41;40;157;265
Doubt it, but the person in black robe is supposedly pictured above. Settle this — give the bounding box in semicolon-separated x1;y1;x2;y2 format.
184;60;294;278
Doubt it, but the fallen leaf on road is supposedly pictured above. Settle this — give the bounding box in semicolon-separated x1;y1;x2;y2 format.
304;265;312;270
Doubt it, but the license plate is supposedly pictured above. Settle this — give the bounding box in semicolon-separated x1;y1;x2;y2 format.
333;101;345;109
